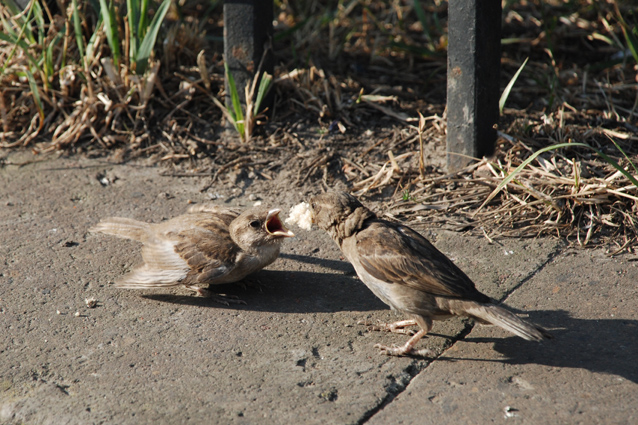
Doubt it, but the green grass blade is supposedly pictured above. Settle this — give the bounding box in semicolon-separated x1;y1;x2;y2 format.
211;95;240;135
127;0;139;61
88;0;100;13
4;0;36;43
499;57;528;114
606;137;638;177
0;32;41;74
32;1;45;45
273;17;309;42
478;142;638;212
1;14;17;40
620;23;638;64
25;68;44;122
412;0;431;41
591;145;638;188
2;0;22;15
98;0;121;67
138;0;150;39
614;1;638;65
254;72;273;114
86;15;104;61
86;0;102;61
478;142;574;211
224;61;244;125
135;0;170;74
388;41;440;58
44;27;64;86
71;0;85;59
0;0;39;75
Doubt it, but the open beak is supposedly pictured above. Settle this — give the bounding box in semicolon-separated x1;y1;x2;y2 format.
265;209;295;238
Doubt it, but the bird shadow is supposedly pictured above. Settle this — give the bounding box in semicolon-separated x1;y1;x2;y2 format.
140;255;638;384
441;309;638;384
279;253;355;273
142;256;387;314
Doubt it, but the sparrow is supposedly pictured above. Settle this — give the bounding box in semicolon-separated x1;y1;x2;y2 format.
310;191;551;356
90;204;294;301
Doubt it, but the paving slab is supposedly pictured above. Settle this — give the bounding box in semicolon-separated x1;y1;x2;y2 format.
367;248;638;425
1;152;634;424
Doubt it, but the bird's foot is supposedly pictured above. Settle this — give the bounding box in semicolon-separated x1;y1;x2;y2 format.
209;293;247;306
357;319;418;335
238;277;269;293
373;343;434;357
186;286;247;305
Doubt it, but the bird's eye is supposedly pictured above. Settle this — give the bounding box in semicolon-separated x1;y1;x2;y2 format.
249;220;260;228
310;202;316;210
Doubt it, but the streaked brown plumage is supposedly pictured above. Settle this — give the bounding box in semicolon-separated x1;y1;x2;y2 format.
310;191;551;356
90;204;294;300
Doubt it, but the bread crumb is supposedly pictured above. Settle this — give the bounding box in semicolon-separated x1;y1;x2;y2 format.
285;202;313;231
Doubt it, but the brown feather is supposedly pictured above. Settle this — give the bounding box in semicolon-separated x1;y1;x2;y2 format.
310;191;551;356
91;205;293;294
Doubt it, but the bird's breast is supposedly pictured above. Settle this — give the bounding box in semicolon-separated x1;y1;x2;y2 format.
231;245;281;279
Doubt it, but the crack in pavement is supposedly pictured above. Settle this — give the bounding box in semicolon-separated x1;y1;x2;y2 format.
356;243;566;424
354;358;430;425
500;242;566;301
355;321;474;425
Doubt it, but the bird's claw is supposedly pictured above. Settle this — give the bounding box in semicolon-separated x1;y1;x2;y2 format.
357;319;417;335
373;343;434;358
239;278;269;292
188;286;246;305
211;294;247;306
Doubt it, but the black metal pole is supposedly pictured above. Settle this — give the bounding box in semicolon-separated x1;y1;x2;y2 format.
446;0;501;172
223;0;274;109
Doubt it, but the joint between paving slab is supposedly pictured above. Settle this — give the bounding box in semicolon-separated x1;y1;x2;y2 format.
501;241;566;302
356;243;566;424
355;322;474;425
355;358;429;425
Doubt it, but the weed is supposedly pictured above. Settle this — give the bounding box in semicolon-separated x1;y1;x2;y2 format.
499;57;528;114
477;141;638;213
211;61;273;142
98;0;171;74
402;189;415;202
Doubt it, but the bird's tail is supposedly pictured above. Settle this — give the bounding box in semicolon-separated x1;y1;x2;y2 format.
464;303;552;341
115;266;186;289
89;217;150;242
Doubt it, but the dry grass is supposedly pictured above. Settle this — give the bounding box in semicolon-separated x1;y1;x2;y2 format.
1;0;638;251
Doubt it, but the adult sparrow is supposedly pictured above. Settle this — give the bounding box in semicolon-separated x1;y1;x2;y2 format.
90;204;294;301
310;191;551;356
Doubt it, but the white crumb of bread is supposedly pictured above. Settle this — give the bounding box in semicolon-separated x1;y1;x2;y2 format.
285;202;313;231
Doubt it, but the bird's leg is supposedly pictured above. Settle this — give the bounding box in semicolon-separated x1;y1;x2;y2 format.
237;277;269;292
374;317;434;357
185;285;247;305
357;319;419;335
374;329;433;356
185;285;210;297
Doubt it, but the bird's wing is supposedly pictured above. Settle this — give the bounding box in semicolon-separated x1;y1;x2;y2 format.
171;224;239;284
187;204;241;225
355;221;490;301
117;236;190;287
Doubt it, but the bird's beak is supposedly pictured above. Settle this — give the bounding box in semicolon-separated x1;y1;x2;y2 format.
266;209;295;238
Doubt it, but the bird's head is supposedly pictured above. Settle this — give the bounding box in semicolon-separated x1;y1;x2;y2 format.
230;207;295;252
309;191;375;241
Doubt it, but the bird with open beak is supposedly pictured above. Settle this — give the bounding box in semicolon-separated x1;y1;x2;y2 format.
90;204;294;302
310;191;551;356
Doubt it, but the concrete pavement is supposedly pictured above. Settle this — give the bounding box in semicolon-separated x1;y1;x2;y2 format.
1;151;636;424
